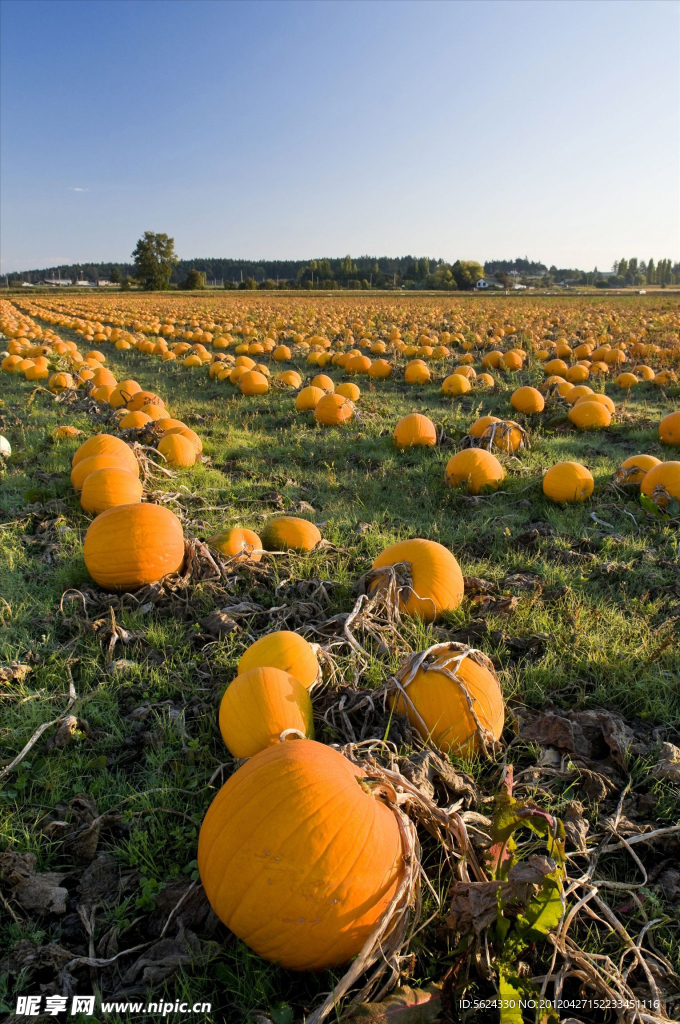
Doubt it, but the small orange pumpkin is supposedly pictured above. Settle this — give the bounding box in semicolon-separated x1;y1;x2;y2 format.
393;413;437;448
218;667;314;758
238;630;319;688
261;517;321;552
314;393;354;426
371;538;464;622
208;527;262;562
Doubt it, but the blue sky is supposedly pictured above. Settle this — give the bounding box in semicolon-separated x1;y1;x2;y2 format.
1;0;678;272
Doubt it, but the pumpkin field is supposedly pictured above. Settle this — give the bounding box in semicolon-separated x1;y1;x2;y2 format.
1;290;680;1024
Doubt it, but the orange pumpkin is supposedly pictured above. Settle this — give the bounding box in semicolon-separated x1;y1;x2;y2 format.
510;386;544;415
119;410;152;430
640;461;680;507
295;386;324;411
442;373;471;396
80;467;143;515
208;527;262;562
71;450;139;491
391;645;504;753
568;401;611;431
239;370;270;396
336;382;360;401
371;538;464;622
72;434;133;468
218;667;314;758
444;449;505;494
314;393;354;426
126;390;165;412
197;740;403;970
110;379;141;408
543;462;594;503
83;503;184;590
238;630;319;688
261;517;321;552
157;433;196;467
659;411;680;447
393;413;437;448
614;454;661;486
162;425;202;453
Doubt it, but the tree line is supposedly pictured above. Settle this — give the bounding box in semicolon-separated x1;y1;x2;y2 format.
7;234;679;291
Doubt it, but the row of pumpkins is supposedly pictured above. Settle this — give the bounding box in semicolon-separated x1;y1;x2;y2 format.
10;292;680;384
2;301;679;510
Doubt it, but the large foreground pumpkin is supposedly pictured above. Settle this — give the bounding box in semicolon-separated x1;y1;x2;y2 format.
83;503;184;590
391;646;504;754
371;538;464;622
197;739;404;970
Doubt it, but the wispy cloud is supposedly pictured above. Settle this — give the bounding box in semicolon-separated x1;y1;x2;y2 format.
68;186;89;192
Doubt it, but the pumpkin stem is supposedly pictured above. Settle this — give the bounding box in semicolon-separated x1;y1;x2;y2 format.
278;728;308;743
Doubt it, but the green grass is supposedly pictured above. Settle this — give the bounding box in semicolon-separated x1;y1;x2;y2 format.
1;295;679;1022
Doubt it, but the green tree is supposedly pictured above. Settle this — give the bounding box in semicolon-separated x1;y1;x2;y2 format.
646;258;655;284
121;275;132;291
110;266;122;284
239;276;257;290
431;262;456;289
183;269;206;290
627;258;638;285
132;231;178;290
451;260;484;290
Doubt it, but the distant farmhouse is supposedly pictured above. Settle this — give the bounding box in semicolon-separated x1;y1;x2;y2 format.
475;278;504;290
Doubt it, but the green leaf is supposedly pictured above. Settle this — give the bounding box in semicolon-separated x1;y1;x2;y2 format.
498;968;524;1024
640;493;663;518
270;1004;294;1024
515;876;564;941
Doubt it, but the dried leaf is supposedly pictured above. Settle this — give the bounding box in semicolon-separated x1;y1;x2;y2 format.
518;708;644;764
345;983;443;1022
53;714;89;748
107;659;139;675
0;851;68;915
199;609;240;638
0;662;32;684
655;742;680;784
470;594;520;617
464;576;496;595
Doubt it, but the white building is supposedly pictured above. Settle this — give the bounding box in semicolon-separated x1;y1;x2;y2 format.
476;278;503;290
44;278;73;286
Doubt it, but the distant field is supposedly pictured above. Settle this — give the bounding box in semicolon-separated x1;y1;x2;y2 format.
1;292;679;1023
